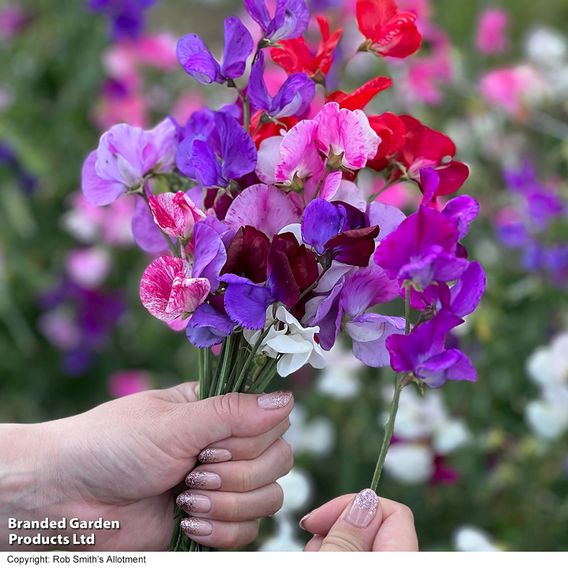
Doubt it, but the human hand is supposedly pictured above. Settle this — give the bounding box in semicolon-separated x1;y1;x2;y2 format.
301;490;418;552
2;384;294;551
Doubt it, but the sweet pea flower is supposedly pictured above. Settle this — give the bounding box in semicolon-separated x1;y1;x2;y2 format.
356;0;422;59
139;256;210;325
186;303;236;348
82;118;177;206
476;8;508;55
270;15;343;81
249;52;315;119
149;191;206;240
386;310;476;387
176;18;254;85
89;0;156;40
245;0;310;42
244;305;326;377
374;204;468;289
326;76;393;111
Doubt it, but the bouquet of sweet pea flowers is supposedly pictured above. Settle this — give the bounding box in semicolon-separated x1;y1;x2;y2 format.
80;0;486;552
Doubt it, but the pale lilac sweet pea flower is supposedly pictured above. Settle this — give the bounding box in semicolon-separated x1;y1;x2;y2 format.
387;310;477;388
313;102;380;171
82;118;177;206
249;52;315;119
244;0;309;42
305;265;403;367
177;17;253;85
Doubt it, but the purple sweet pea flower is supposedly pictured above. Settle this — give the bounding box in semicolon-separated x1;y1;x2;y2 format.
186;303;235;348
249;52;315;119
374;205;468;289
387;310;477;388
245;0;309;42
302;199;379;266
82;118;177;206
177;17;253;85
305;265;402;366
176;111;257;187
89;0;156;40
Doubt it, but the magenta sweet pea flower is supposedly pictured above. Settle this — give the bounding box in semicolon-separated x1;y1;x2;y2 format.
82;118;177;206
249;52;315;119
244;0;309;42
149;191;206;240
374;205;468;289
386;310;477;388
313;102;380;170
139;256;210;324
177;17;253;85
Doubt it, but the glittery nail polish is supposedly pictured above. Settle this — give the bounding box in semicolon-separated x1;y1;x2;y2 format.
176;492;212;513
257;391;292;410
185;471;222;490
181;517;213;537
345;489;379;528
198;448;232;464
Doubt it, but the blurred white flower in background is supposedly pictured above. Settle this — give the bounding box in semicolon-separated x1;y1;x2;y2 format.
285;405;335;457
454;526;501;552
316;342;363;400
525;331;568;440
382;388;471;484
526;28;567;68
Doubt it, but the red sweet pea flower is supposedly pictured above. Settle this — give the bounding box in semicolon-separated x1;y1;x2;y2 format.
270;16;342;82
367;112;406;171
356;0;422;59
249;111;300;147
398;115;469;198
327;76;392;111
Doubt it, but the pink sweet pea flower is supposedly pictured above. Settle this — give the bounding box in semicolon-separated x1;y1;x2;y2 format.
149;191;206;240
139;256;210;324
66;247;111;289
82;118;178;206
313;102;380;170
476;8;508;55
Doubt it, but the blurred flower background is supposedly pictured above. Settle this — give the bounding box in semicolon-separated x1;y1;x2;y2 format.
1;0;567;551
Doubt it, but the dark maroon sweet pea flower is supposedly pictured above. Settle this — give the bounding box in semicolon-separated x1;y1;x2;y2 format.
374;205;468;289
249;52;315;119
386;310;476;388
176;111;257;188
245;0;309;42
222;226;271;283
177;17;253;85
302;199;379;267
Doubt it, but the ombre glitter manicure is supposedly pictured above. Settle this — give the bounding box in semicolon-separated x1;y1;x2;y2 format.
181;517;213;537
176;492;212;513
198;448;232;464
345;489;379;528
185;471;222;490
257;391;292;409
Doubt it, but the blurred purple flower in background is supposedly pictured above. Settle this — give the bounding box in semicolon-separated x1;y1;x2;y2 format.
0;141;37;193
88;0;157;40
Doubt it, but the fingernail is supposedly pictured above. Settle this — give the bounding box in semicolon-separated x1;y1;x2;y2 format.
198;448;232;464
177;492;212;514
181;517;213;537
257;391;292;410
185;471;222;490
299;512;312;531
345;489;379;528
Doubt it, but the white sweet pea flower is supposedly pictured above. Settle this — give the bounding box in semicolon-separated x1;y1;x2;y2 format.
244;305;326;377
316;343;363;400
285;405;335;457
384;444;434;484
454;526;500;552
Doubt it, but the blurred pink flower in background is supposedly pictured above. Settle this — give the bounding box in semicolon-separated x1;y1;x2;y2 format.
480;65;548;117
65;248;111;289
108;370;153;397
476;8;508;55
0;5;30;40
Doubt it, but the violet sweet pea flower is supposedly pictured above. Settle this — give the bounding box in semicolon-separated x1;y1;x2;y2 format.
89;0;156;40
177;17;253;85
305;264;402;366
176;111;257;188
386;310;477;388
374;205;468;289
302;199;379;267
249;52;315;119
139;256;211;325
82;118;177;206
186;303;236;348
149;191;206;240
244;0;309;42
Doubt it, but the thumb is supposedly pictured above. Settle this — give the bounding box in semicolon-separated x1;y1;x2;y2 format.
319;489;382;552
175;390;294;452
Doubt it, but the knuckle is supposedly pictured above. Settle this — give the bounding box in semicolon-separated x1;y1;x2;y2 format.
269;483;284;515
278;439;294;472
237;463;253;492
323;533;364;552
213;393;243;421
398;503;415;523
